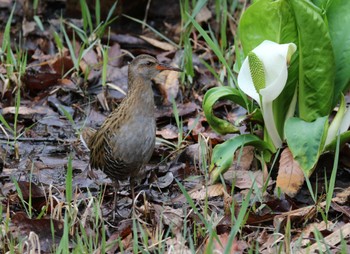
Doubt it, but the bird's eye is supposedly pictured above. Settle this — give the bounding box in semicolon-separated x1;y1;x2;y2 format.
145;62;153;66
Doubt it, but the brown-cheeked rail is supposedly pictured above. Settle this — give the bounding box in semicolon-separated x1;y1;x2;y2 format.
81;54;182;218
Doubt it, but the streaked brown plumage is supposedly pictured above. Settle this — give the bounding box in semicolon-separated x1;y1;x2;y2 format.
82;54;181;216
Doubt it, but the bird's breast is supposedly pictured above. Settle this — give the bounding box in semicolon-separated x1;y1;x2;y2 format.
109;113;156;166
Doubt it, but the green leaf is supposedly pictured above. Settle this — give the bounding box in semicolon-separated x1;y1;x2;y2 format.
203;86;250;134
285;116;328;176
326;0;350;105
209;134;274;183
290;0;335;121
239;0;297;55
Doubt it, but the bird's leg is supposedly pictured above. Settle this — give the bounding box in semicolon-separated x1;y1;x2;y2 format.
130;178;136;214
112;181;119;220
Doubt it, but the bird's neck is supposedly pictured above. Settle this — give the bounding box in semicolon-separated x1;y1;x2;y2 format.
126;75;155;116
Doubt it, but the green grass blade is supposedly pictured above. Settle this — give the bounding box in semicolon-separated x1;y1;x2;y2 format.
65;155;73;204
188;14;237;85
2;4;15;52
326;132;340;214
123;14;179;49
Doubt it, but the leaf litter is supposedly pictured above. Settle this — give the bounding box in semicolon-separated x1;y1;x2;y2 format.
0;1;349;253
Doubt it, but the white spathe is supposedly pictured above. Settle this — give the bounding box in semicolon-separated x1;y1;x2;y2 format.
238;40;297;148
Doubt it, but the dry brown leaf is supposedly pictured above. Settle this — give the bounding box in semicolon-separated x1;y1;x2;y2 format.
139;35;177;51
156;124;178;139
80;47;99;74
107;43;123;67
205;233;247;253
298;220;332;247
189;183;225;200
301;223;350;254
163;70;180;103
223;169;273;189
10;212;64;252
153;204;184;233
0;0;12;8
166;234;191;254
155;69;180;104
172;184;225;203
273;202;320;229
2;106;54;117
187;116;206;136
232;146;255;171
22;19;36;37
276;147;305;197
334;186;350;204
195;5;212;23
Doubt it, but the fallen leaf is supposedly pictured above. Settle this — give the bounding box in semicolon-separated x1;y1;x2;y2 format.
171;183;225;203
205;233;247;253
140;35;177;51
51;54;74;74
273;203;319;230
331;202;350;219
108;43;123;67
22;71;61;94
301;223;350;254
195;5;212;23
154;204;184;233
151;171;174;188
232;146;255;171
156;124;178;139
187;117;206;136
22;19;36;37
17;181;45;199
276;147;305;197
10;212;64;252
333;186;350;204
166;234;191;254
223;169;272;189
189;184;225;200
2;106;55;118
156;102;199;119
154;69;180;105
298;220;332;247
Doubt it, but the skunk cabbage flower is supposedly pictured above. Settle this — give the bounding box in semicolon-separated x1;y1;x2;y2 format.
238;40;297;148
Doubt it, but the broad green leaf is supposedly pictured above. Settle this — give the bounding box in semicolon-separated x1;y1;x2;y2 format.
326;0;350;105
290;0;335;121
238;0;298;137
285;116;328;176
209;134;275;183
202;86;251;134
239;0;297;54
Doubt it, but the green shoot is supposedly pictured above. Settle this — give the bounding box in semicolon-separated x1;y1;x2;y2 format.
325;133;339;216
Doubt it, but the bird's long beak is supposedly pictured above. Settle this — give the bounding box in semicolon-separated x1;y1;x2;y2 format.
156;63;183;72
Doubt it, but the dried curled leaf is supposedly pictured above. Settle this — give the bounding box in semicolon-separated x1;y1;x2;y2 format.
276;147;305;197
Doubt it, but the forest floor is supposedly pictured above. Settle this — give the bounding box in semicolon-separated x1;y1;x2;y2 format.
0;0;349;253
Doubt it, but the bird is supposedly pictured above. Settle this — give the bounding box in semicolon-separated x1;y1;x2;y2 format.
81;54;182;217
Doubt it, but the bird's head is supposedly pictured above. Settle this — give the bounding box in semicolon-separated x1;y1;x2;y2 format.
129;54;182;80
